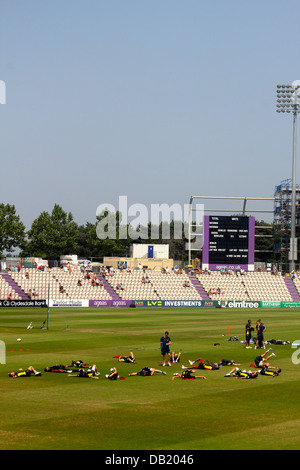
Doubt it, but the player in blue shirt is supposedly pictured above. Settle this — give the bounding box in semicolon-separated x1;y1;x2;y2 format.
160;331;172;366
255;319;266;349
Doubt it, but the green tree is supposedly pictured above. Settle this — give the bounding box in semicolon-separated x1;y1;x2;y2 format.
26;204;79;258
0;203;26;257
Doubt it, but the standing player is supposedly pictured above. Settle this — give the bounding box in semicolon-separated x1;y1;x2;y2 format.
245;320;253;348
160;331;172;366
255;319;265;349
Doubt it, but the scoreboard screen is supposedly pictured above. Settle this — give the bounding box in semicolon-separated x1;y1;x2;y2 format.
202;215;255;271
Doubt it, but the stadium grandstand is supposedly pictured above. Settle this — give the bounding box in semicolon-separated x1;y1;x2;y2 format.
1;200;300;305
1;265;300;303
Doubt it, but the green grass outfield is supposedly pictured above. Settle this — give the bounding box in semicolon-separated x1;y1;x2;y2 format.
0;306;300;450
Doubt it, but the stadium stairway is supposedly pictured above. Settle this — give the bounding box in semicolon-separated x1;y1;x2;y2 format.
284;277;300;301
189;275;210;300
1;273;29;300
97;275;121;300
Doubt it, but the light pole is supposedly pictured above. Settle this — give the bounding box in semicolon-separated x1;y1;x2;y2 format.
276;81;300;272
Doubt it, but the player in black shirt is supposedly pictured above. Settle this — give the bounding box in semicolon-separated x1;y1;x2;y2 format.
172;369;207;380
128;367;166;376
68;364;100;379
254;349;276;368
245;320;254;348
68;360;90;368
259;366;281;377
105;367;119;380
225;367;258;379
8;366;41;378
118;352;135;363
44;365;73;373
170;351;181;363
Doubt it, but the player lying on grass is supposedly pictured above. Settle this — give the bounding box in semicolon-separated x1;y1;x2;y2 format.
158;351;181;365
128;367;166;376
105;367;119;380
44;364;76;373
170;351;181;363
184;358;220;370
224;367;258;379
218;358;240;367
172;369;207;380
254;349;276;368
259;366;281;377
8;366;41;378
116;352;135;363
45;360;91;373
68;360;90;368
188;358;240;368
68;364;100;379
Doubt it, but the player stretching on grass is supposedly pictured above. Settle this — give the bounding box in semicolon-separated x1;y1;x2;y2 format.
68;364;100;379
172;369;207;380
259;366;281;377
117;352;135;363
68;360;90;368
8;366;41;378
254;349;276;368
44;364;73;373
170;351;181;363
105;367;119;380
128;367;166;376
186;358;220;370
224;367;258;379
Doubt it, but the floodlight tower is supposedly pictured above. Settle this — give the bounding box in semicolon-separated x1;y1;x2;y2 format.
276;81;300;272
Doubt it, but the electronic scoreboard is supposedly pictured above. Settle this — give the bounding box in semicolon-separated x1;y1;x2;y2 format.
202;215;255;271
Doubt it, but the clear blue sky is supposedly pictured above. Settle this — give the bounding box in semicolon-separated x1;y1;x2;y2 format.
1;0;300;229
